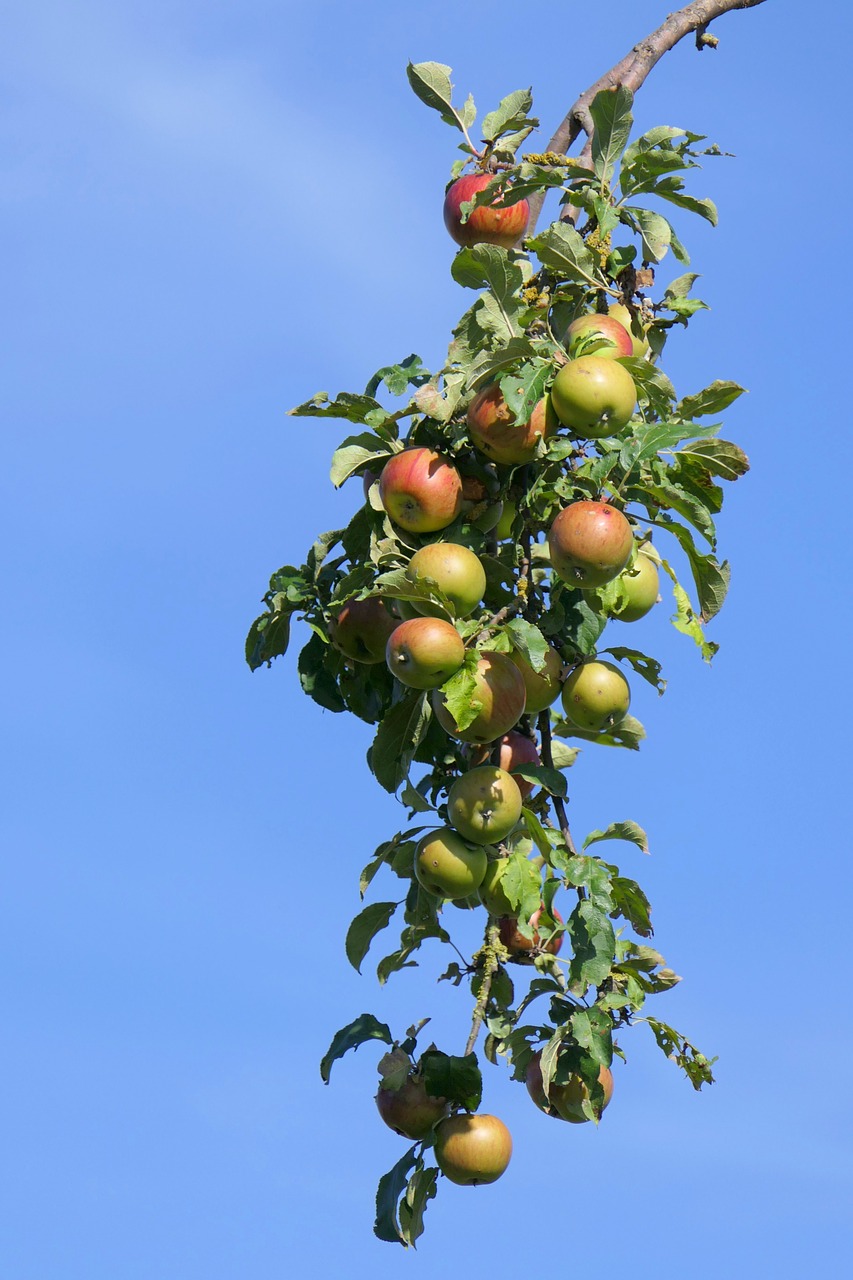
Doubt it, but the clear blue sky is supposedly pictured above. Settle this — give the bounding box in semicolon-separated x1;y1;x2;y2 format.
3;2;851;1275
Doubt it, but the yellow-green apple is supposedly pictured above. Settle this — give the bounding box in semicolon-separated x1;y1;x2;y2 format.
548;501;633;588
385;617;465;689
561;660;630;732
509;645;563;714
379;448;463;533
433;1113;513;1185
447;766;522;845
443;173;529;249
414;828;488;899
611;550;660;622
407;543;486;618
608;303;650;357
431;651;526;744
549;356;636;438
328;597;400;663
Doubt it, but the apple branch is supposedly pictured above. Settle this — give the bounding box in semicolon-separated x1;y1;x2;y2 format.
526;0;768;235
464;922;503;1057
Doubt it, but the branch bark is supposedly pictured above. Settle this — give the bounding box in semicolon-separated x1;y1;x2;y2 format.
527;0;768;235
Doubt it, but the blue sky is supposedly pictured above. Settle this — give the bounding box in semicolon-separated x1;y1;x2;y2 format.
2;1;852;1275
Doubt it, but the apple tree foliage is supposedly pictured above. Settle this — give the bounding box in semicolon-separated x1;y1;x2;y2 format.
246;64;749;1245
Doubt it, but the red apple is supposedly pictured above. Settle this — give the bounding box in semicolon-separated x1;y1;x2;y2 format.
498;907;563;962
608;303;650;357
379;448;463;533
328;597;400;663
563;313;633;360
443;174;529;250
385;617;465;689
548;501;633;588
468;731;540;798
432;651;526;744
467;387;558;466
376;1073;447;1140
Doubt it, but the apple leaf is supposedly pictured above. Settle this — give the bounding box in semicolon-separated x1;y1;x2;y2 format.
320;1012;393;1084
329;435;393;489
583;820;650;856
374;1146;420;1246
677;379;746;418
435;651;481;734
406;61;476;135
675;437;750;482
610;875;654;938
604;647;666;694
621;206;672;263
526;221;602;289
660;558;719;662
513;764;567;798
656;522;730;620
521;807;558;858
590;85;633;186
481;88;535;143
288;390;394;434
297;634;346;713
570;1005;613;1066
567;899;616;990
504;618;549;671
369;691;432;793
346;901;399;974
364;354;431;398
498;357;553;421
245;606;291;671
652;178;718;226
550;741;580;770
420;1049;482;1111
552;712;646;751
398;1166;438;1249
450;242;527;297
641;1017;717;1090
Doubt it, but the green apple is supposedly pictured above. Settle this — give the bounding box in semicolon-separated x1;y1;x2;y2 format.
433;1113;513;1185
549;356;636;438
561;660;630;732
611;551;660;622
509;645;563;714
447;766;522;845
408;543;486;618
414;829;488;899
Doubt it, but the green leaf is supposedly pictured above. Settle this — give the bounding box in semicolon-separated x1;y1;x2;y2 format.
660;558;718;662
571;1005;613;1067
623;417;721;466
568;899;616;990
329;434;393;488
526;222;602;288
653;179;718;225
298;633;346;713
364;354;430;398
420;1049;482;1111
675;437;750;482
590;85;633;186
398;1166;438;1249
583;820;649;855
498;358;553;421
288;390;393;431
656;524;730;620
504;618;548;671
368;691;432;793
642;1017;717;1090
550;741;581;770
512;764;567;798
521;806;558;858
611;876;654;937
635;479;717;545
245;607;292;671
374;1146;420;1245
604;646;665;694
400;782;435;814
552;713;646;751
481;88;535;143
677;380;746;418
345;901;399;973
450;242;527;294
406;62;475;136
320;1012;392;1084
436;651;481;734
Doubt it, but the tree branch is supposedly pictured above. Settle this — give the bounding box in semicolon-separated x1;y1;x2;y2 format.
527;0;768;235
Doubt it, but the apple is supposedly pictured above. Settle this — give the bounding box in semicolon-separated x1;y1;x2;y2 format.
611;550;660;622
447;766;523;846
478;857;517;917
563;313;633;360
376;1073;447;1140
548;500;633;588
495;498;518;541
408;543;486;618
433;1113;513;1185
379;448;463;533
468;731;541;799
525;1052;613;1122
608;302;650;357
549;356;636;438
509;645;563;714
386;617;465;689
443;173;529;250
414;828;488;899
467;387;558;466
431;651;527;744
498;907;563;961
561;660;630;732
328;597;400;663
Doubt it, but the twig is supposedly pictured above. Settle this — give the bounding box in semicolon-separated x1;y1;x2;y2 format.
464;923;502;1057
537;709;578;859
526;0;768;237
